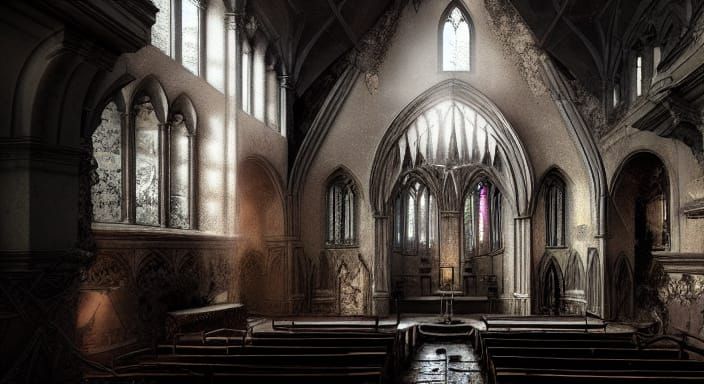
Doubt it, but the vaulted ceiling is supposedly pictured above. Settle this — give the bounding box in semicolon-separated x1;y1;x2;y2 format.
249;0;393;96
509;0;701;97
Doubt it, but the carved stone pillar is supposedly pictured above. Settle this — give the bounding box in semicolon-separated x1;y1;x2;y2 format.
373;215;390;315
224;6;242;235
512;216;531;314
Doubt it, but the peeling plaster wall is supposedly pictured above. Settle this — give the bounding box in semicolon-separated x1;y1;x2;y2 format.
299;0;595;313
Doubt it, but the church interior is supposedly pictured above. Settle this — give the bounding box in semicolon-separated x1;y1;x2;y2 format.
2;0;704;382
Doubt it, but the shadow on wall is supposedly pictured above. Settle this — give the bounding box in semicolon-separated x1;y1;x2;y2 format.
237;157;285;314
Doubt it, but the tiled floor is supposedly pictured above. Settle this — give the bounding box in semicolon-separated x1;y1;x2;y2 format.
402;342;484;384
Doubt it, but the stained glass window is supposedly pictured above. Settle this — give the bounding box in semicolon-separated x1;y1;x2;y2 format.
152;0;171;54
464;180;502;258
169;118;190;228
134;97;161;226
394;181;436;253
442;6;470;71
181;0;200;75
92;102;123;222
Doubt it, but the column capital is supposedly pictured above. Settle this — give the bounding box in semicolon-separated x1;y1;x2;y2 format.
278;74;294;89
224;11;245;31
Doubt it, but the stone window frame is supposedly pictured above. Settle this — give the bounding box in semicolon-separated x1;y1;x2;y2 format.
325;170;360;248
544;174;567;248
91;79;198;231
438;0;475;73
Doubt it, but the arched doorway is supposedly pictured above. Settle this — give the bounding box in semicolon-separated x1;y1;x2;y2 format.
608;152;669;320
369;80;534;315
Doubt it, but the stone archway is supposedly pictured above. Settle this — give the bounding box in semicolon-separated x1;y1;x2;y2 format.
369;79;534;315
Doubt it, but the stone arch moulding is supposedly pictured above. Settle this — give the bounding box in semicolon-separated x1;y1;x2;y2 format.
238;154;287;235
129;75;169;124
369;79;534;216
541;57;608;317
536;253;565;315
369;79;535;316
170;94;198;136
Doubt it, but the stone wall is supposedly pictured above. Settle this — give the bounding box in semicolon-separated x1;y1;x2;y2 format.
76;227;237;354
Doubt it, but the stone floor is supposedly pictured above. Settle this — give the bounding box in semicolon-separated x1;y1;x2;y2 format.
401;342;484;384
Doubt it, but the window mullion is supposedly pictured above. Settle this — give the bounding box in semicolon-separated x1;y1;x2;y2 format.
160;122;170;227
128;111;137;224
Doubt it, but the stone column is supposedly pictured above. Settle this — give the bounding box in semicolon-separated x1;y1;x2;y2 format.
224;5;242;235
279;74;291;138
512;216;531;314
373;215;390;315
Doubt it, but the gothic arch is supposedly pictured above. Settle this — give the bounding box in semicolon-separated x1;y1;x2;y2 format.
564;250;585;292
586;248;602;314
370;79;534;315
537;253;565;315
170;93;198;135
130;75;169;124
611;254;634;320
369;79;534;217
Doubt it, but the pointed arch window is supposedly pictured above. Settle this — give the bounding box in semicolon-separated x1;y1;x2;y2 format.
545;176;566;247
326;174;357;246
464;180;502;258
393;180;437;253
91;86;197;230
441;5;471;71
134;96;161;226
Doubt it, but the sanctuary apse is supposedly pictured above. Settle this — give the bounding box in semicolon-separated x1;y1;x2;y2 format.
2;0;704;382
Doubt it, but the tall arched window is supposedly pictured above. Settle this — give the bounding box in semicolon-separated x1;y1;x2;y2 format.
441;4;471;71
463;180;502;258
92;100;124;223
326;173;357;246
394;180;437;253
168;111;193;229
134;95;161;226
545;176;566;247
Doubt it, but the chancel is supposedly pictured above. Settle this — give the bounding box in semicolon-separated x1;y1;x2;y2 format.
2;0;704;383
